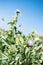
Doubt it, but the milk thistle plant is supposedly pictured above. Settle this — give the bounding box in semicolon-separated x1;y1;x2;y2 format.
0;10;43;65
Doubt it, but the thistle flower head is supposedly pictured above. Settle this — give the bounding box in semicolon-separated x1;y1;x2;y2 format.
27;39;33;46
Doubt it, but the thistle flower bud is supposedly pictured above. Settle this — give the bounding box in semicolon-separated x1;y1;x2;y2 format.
16;9;20;14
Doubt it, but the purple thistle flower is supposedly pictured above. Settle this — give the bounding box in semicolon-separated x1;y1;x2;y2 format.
27;39;33;46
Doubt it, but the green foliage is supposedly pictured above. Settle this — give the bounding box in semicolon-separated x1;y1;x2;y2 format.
0;11;43;65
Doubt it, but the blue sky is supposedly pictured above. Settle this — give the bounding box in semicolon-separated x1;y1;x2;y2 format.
0;0;43;35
